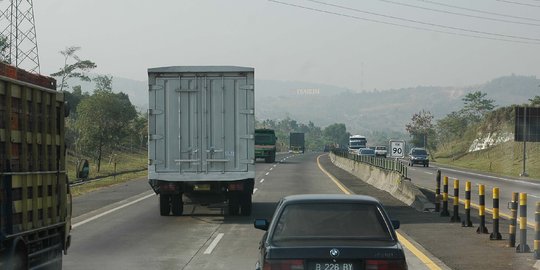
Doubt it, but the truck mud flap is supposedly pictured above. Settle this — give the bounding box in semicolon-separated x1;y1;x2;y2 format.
149;179;160;194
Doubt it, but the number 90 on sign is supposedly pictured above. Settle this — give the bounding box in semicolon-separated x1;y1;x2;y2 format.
389;140;405;158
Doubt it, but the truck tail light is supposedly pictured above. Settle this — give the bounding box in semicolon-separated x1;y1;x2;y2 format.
228;182;244;191
365;259;407;270
160;182;177;192
263;259;304;270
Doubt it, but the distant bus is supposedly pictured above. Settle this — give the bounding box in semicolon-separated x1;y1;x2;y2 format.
349;135;367;153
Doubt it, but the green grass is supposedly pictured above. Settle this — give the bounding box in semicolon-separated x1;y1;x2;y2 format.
70;170;148;197
66;149;148;197
435;141;540;179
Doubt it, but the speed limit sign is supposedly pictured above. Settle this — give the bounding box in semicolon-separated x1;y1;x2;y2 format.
389;140;405;158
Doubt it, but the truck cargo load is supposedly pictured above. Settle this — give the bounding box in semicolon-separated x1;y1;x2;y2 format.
147;66;255;216
0;62;71;269
289;132;305;153
255;129;277;163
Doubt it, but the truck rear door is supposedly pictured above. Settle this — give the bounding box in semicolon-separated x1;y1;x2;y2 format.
150;69;254;175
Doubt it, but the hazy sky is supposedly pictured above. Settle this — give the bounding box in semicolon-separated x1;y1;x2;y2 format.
28;0;540;91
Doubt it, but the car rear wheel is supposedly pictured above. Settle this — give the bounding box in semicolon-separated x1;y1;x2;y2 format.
159;194;171;216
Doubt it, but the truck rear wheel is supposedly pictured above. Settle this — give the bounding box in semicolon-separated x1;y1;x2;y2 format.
228;195;240;216
240;193;252;216
160;194;171;216
171;194;184;216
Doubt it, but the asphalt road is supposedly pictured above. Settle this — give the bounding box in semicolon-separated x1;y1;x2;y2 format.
63;153;434;269
404;161;540;225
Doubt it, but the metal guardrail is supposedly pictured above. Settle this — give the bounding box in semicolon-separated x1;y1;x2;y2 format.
331;150;408;179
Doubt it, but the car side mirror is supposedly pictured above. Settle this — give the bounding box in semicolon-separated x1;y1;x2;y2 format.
391;220;400;230
254;219;269;231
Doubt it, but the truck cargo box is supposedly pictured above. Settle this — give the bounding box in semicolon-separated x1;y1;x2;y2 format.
148;66;255;182
0;62;70;269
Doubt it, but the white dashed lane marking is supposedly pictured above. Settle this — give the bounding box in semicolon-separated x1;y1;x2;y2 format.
204;233;224;254
260;179;265;183
253;188;258;194
265;172;269;176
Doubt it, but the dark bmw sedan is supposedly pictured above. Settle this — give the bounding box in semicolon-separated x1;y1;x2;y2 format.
254;194;406;270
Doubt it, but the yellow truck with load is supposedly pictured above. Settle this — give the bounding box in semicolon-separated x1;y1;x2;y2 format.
0;62;71;269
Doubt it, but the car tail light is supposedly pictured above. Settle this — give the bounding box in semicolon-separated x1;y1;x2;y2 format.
263;259;305;270
365;259;407;270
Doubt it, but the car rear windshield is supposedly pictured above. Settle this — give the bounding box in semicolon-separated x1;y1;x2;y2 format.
412;149;427;155
271;203;392;246
376;146;386;150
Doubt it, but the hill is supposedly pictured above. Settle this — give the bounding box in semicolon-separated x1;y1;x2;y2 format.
64;74;540;134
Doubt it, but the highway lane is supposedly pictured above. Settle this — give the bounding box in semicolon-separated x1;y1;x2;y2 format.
404;161;540;225
64;152;436;269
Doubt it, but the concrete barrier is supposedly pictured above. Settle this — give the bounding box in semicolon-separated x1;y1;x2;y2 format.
330;153;433;211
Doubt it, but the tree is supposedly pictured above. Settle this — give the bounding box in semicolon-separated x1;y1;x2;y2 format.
0;34;9;63
76;75;137;172
323;123;350;147
460;91;496;124
405;110;435;149
529;95;540;107
51;46;97;92
436;111;468;143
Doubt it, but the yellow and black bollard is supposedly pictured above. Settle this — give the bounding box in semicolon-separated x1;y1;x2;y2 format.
450;179;461;222
476;184;489;234
440;176;450;217
535;202;540;259
435;170;441;212
490;187;502;240
462;181;473;227
508;192;518;247
516;193;530;253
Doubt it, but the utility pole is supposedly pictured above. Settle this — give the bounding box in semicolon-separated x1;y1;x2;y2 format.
520;106;528;177
0;0;40;73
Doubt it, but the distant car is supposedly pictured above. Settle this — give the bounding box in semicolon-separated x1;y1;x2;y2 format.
375;146;388;157
357;148;376;157
408;148;429;167
254;194;406;270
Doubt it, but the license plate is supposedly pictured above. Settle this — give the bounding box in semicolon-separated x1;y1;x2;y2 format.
193;184;211;191
308;261;356;270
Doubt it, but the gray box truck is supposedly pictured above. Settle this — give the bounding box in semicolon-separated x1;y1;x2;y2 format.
147;66;255;216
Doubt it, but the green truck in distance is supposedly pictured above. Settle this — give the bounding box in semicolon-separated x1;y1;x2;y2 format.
290;132;305;153
255;129;277;163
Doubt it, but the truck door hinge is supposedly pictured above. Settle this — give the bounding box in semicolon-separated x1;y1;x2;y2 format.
149;134;163;141
150;85;163;91
239;85;254;90
148;109;163;115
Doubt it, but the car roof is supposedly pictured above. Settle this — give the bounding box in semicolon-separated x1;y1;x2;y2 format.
281;194;381;204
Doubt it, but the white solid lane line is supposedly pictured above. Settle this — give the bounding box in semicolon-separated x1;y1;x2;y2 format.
260;179;265;183
204;233;225;254
424;171;433;175
73;193;154;229
440;166;540;187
